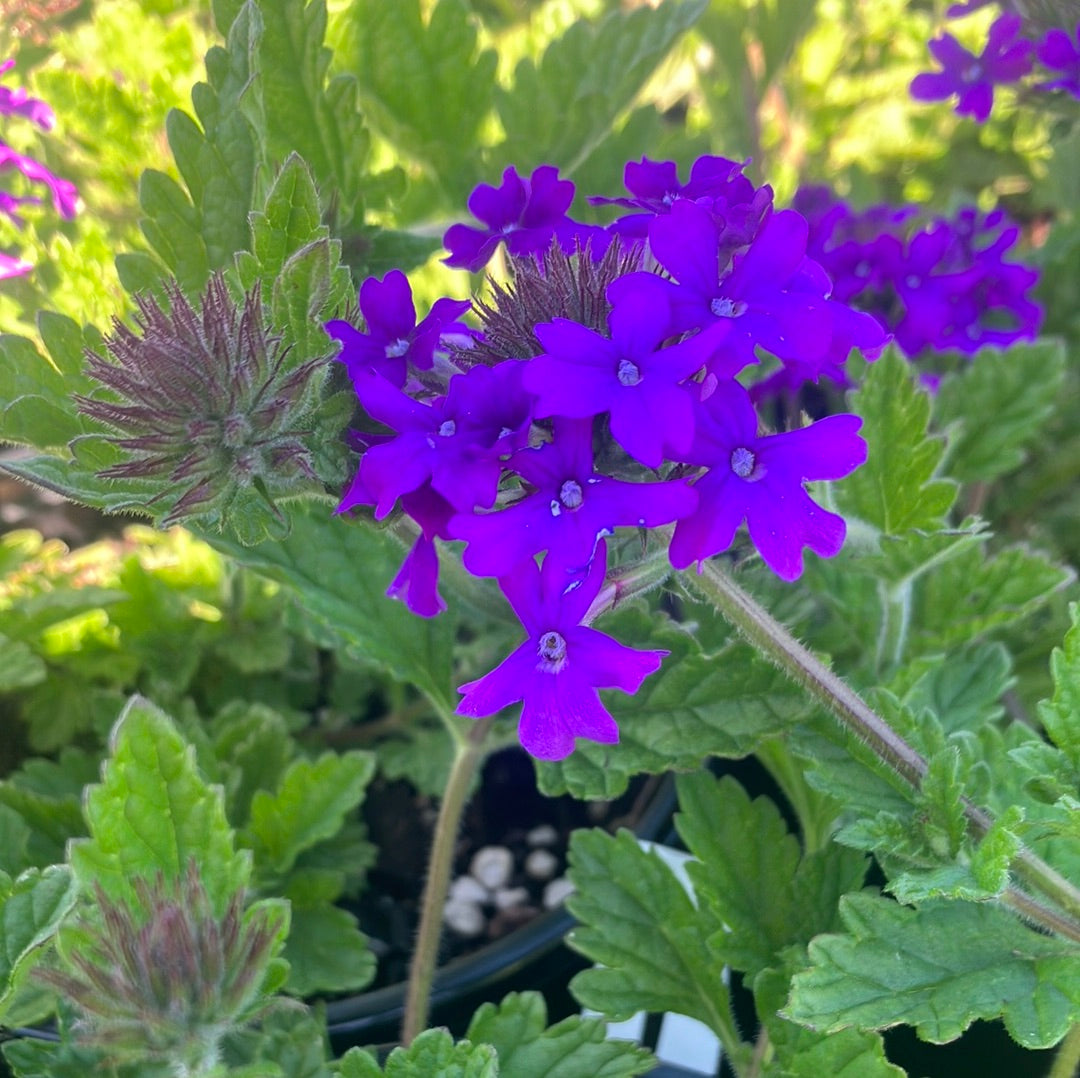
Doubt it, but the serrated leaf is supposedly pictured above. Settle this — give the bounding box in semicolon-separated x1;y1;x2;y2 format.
496;0;708;176
207;503;457;713
281;903;374;997
1037;601;1080;772
934;340;1067;482
566;829;734;1041
345;0;493;203
243;750;375;877
785;892;1080;1048
222;1003;333;1078
754;962;905;1078
838;348;956;534
0;636;46;691
465;991;654;1077
536;607;816;799
338;1030;498;1078
0;866;78;1019
68;696;249;912
676;773;867;977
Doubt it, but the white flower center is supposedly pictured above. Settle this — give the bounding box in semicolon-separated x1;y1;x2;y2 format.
438;420;457;438
559;479;584;509
617;358;642;386
385;337;410;359
731;446;756;478
538;630;567;668
711;297;748;319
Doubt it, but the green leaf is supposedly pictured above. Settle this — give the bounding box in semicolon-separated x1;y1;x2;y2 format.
754;961;905;1078
337;1030;498;1078
1037;601;1080;772
0;866;79;1019
281;903;375;997
68;696;250;912
243;750;375;877
465;991;654;1077
934;340;1067;482
537;607;817;799
566;829;735;1043
207;504;457;714
222;1003;333;1078
344;0;494;203
343;225;442;279
496;0;708;176
0;636;46;691
838;348;956;535
785;892;1080;1049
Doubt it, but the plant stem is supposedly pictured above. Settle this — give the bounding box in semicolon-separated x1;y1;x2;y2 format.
691;560;1080;940
401;713;495;1045
1048;1022;1080;1078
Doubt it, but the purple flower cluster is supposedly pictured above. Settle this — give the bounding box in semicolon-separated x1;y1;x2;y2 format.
331;157;882;759
0;58;78;279
794;185;1041;362
912;7;1080;120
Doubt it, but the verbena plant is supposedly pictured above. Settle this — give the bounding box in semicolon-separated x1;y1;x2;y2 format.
2;1;1080;1075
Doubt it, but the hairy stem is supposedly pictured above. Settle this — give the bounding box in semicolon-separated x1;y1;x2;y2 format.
692;561;1080;941
402;714;495;1044
1048;1022;1080;1078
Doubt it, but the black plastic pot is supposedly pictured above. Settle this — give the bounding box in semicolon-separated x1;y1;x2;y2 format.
324;772;678;1053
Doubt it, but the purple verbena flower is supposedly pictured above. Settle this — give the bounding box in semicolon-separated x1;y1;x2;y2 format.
326;270;472;389
524;291;729;467
910;13;1034;122
0;250;31;278
443;165;581;272
669;382;866;580
456;549;667;760
338;359;532;518
1036;24;1080;97
385;485;455;618
448;417;697;578
0;142;78;219
0;59;55;129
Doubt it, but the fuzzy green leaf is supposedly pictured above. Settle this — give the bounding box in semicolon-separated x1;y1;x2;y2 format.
345;0;494;203
209;504;457;713
338;1030;498;1078
934;340;1067;482
896;642;1012;734
566;829;733;1040
536;608;816;799
281;903;374;997
243;750;375;877
0;866;79;1019
1037;602;1080;772
785;892;1080;1048
0;637;46;692
496;0;708;176
465;991;654;1077
838;348;956;534
68;696;249;912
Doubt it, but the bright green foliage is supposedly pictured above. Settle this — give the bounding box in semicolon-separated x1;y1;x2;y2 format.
838;349;956;535
210;504;457;714
338;1030;498;1078
934;340;1067;482
281;903;375;997
497;1;708;176
566;829;736;1043
465;992;654;1078
1037;602;1080;772
243;751;375;877
0;866;78;1019
675;773;867;977
68;696;250;912
344;0;494;203
537;606;817;799
785;892;1080;1049
754;961;905;1078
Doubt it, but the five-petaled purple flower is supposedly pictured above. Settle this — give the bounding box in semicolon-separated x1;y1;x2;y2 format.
456;550;667;760
1036;24;1080;98
669;383;867;581
910;13;1033;122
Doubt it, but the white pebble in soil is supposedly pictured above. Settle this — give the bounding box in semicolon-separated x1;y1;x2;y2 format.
469;845;513;890
525;823;558;847
542;877;575;910
448;875;489;904
443;898;485;938
524;848;559;881
492;886;530;911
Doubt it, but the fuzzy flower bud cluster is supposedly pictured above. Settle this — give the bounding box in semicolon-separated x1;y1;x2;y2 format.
36;861;288;1073
794;186;1042;366
330;156;886;761
0;57;78;279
